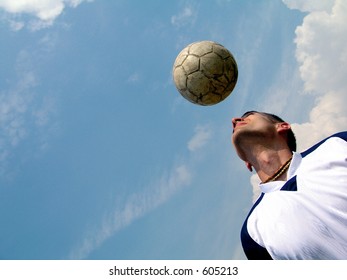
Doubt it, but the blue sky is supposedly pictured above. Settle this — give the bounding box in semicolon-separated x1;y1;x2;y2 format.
0;0;346;260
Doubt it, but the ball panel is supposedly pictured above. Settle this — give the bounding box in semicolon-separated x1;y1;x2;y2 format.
182;54;200;75
173;52;188;67
223;59;236;82
187;71;211;95
173;66;187;91
189;41;214;56
211;76;230;94
212;44;232;59
200;92;222;106
200;52;224;78
181;89;199;104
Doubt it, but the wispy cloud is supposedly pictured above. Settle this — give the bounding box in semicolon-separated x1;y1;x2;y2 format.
69;164;192;259
0;70;36;174
69;120;215;259
0;48;58;175
126;72;141;83
187;124;212;152
171;4;198;28
0;0;94;31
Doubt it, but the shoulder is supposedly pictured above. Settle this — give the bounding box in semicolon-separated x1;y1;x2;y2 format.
301;131;347;158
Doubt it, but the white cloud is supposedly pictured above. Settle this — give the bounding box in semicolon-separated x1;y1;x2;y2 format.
289;0;347;151
69;164;192;259
292;91;347;151
0;0;93;30
294;1;347;95
187;124;212;152
283;0;335;13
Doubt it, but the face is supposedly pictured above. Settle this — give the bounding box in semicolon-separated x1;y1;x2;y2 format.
231;112;278;160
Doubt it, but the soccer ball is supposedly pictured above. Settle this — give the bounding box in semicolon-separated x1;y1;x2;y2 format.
172;41;238;106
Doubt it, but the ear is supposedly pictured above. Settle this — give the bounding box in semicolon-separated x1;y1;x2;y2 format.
245;162;253;172
277;122;291;133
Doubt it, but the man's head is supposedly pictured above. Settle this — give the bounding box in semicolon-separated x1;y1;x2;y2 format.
231;111;296;163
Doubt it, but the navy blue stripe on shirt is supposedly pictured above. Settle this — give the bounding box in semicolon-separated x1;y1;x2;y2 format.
280;175;298;191
240;193;273;260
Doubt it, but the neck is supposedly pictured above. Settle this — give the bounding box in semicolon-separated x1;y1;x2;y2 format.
234;130;293;182
246;146;293;183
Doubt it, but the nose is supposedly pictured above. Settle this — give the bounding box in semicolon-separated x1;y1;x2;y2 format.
232;117;243;129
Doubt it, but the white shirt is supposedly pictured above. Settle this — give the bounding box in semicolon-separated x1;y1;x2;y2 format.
241;132;347;259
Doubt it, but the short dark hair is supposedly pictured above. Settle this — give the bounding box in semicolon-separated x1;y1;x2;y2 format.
241;111;297;152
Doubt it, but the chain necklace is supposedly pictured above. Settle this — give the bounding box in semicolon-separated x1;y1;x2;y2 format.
262;156;293;184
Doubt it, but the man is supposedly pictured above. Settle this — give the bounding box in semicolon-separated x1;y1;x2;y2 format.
231;111;347;260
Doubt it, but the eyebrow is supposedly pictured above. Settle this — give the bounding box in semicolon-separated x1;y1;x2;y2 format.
241;111;257;118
